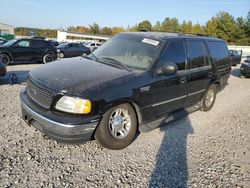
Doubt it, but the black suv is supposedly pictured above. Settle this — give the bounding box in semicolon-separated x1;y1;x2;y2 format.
20;32;231;150
0;38;57;65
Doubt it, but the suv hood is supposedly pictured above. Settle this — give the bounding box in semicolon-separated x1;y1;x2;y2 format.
29;57;132;95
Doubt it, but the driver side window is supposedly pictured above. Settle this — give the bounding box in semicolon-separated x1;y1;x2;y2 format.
17;40;30;47
160;41;186;71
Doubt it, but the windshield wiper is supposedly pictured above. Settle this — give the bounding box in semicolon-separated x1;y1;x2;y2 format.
99;57;131;71
83;53;99;61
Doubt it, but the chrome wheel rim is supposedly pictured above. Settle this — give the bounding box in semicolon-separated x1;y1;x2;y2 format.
44;54;53;63
108;108;131;139
205;90;214;107
1;54;10;64
59;53;64;58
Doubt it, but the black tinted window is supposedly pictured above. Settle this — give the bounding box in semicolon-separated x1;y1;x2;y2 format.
31;40;45;48
161;41;186;70
208;41;229;65
188;41;207;68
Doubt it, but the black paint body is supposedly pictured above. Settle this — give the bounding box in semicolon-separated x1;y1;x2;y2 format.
20;32;231;143
0;38;57;64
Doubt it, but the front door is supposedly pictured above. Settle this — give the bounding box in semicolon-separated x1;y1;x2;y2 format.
11;40;32;61
138;39;189;122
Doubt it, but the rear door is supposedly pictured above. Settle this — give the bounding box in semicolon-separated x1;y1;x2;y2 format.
30;40;45;60
185;39;213;106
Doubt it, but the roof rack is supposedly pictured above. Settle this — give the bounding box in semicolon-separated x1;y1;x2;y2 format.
32;36;46;40
139;30;210;37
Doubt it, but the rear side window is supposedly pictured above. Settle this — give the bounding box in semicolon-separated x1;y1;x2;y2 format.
31;40;45;48
161;41;186;71
207;41;229;65
188;41;208;68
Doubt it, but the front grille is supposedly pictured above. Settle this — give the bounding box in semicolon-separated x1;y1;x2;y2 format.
26;78;54;109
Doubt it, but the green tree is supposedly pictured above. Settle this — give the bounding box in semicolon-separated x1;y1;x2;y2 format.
161;17;180;32
153;21;161;31
89;22;100;34
181;21;193;33
137;20;152;31
214;11;237;43
191;23;203;34
101;27;113;35
205;17;217;37
112;27;125;34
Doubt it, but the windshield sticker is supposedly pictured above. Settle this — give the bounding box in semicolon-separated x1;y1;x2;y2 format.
142;38;159;46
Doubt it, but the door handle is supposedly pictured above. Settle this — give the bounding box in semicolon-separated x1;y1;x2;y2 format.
179;77;187;84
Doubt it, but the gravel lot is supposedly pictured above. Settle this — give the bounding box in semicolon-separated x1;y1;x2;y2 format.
0;63;249;187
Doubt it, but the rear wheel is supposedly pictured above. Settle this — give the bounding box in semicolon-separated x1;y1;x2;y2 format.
95;103;137;150
1;54;11;65
43;54;54;64
201;85;217;111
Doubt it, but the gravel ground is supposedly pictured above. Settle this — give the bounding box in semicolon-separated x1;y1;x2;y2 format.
0;63;249;188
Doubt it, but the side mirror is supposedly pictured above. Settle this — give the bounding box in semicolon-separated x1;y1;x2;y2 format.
156;63;177;75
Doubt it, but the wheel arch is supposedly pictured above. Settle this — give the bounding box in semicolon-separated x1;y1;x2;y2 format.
0;51;13;61
100;100;143;131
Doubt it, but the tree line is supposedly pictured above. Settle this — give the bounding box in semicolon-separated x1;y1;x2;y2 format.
15;10;250;45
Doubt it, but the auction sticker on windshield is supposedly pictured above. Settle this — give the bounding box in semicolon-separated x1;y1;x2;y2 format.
142;38;159;46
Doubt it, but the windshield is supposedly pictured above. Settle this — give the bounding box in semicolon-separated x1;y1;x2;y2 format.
92;34;162;70
57;42;69;48
2;39;17;47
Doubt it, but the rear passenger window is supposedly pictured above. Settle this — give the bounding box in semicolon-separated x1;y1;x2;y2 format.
188;41;208;68
161;41;186;71
32;40;45;48
207;41;229;65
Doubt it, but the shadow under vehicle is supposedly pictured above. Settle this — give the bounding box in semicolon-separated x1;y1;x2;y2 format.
0;37;57;65
20;32;231;150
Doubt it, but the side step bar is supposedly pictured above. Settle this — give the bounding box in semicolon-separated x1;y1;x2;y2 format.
139;104;201;132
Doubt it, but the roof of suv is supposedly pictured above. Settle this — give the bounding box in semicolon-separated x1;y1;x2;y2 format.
121;32;223;42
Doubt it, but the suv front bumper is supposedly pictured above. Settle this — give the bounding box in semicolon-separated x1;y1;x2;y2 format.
20;90;99;143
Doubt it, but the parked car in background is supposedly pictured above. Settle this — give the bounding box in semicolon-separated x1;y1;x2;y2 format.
20;32;231;150
0;38;57;65
49;40;59;47
0;55;6;77
229;49;242;66
84;41;102;52
57;42;91;58
0;37;7;46
240;58;250;78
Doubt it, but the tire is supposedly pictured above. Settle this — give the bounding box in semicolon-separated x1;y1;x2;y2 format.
1;54;11;65
95;103;137;150
58;52;64;58
201;85;217;111
43;54;54;64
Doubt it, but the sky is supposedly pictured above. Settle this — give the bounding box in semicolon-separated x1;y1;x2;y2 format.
0;0;249;29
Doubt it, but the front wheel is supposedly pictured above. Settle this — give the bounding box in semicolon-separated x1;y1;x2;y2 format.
43;54;54;64
95;104;137;150
1;54;11;65
201;85;217;111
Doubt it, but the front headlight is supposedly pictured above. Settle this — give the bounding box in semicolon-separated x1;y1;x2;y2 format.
57;49;60;52
55;96;91;114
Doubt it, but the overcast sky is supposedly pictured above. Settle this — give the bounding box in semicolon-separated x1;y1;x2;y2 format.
0;0;249;29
